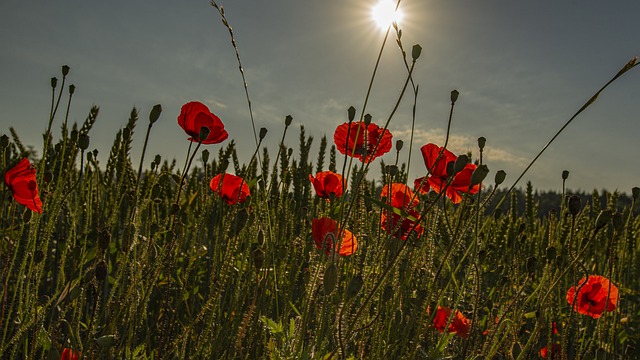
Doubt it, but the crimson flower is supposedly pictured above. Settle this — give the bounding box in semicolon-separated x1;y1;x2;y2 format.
60;348;81;360
380;183;423;240
430;306;471;338
178;101;228;144
566;275;619;318
414;143;479;204
210;173;250;205
4;158;43;213
539;344;561;359
309;171;344;199
333;121;392;163
312;217;357;256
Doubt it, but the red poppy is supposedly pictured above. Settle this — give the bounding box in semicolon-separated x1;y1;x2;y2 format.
210;173;250;205
60;347;81;360
380;183;423;240
309;171;344;199
429;306;471;338
566;275;619;318
178;101;228;144
414;143;479;204
539;344;561;359
312;217;357;256
333;121;392;163
4;158;43;213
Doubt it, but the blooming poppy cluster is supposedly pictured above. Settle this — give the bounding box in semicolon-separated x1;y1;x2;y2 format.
414;143;479;204
429;306;471;338
333;121;392;163
312;217;357;256
60;348;81;360
4;158;43;213
178;101;228;144
210;173;250;205
538;322;561;359
309;171;344;199
380;183;423;240
566;275;618;318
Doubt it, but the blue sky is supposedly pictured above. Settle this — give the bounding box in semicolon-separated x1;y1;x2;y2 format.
1;0;638;192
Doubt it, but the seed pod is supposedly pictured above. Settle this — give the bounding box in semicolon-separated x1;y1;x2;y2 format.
0;134;9;148
450;89;459;104
78;134;90;151
562;170;570;180
346;275;363;300
396;139;403;151
470;164;489;186
323;263;338;295
411;44;422;60
95;260;108;281
478;137;486;150
201;149;210;164
594;209;612;232
68;84;75;95
611;212;624;232
149;104;162;125
494;170;507;185
251;243;264;270
259;127;268;140
453;155;469;175
347;106;356;122
567;195;582;216
51;77;58;89
285;115;293;127
199;126;210;142
363;114;372;127
61;65;70;76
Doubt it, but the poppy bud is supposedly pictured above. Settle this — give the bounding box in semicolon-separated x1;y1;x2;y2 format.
323;263;338;295
69;84;75;95
364;114;372;127
259;127;268;140
285;115;293;127
446;161;455;178
562;170;570;180
95;260;108;281
0;134;8;148
198;126;210;142
61;65;70;76
396;140;403;151
611;212;624;232
453;154;469;175
346;275;363;300
478;137;486;150
201;149;210;164
470;164;489;186
494;170;506;185
251;243;264;270
385;165;398;177
78;134;90;151
594;209;612;232
632;187;639;201
450;90;459;104
149;104;162;125
92;149;99;159
347;106;356;122
51;77;58;89
154;154;161;165
567;195;581;216
411;44;422;60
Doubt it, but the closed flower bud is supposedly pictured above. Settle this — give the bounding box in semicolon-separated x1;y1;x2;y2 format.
396;140;403;151
562;170;570;180
411;44;422;60
78;134;90;151
51;77;58;89
259;127;268;140
346;275;363;300
0;134;9;148
594;209;612;232
453;154;469;175
149;104;162;125
478;137;486;150
201;149;210;164
567;195;581;216
251;243;264;270
470;164;489;186
285;115;293;127
347;106;356;122
61;65;70;76
69;84;75;95
323;263;338;295
494;170;507;185
198;126;211;142
450;89;459;104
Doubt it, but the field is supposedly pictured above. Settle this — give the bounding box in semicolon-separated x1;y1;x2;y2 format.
2;5;640;360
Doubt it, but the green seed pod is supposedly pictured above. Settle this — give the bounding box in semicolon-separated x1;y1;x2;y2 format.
0;134;9;148
285;115;293;127
149;104;162;125
494;170;507;185
61;65;70;76
363;114;372;127
411;44;422;60
450;89;459;104
78;134;90;151
259;127;268;140
562;170;570;180
95;335;116;348
632;187;639;201
478;137;486;150
198;126;210;142
68;84;75;95
347;106;356;122
385;165;398;177
567;195;581;216
170;203;181;216
51;77;58;89
396;139;404;152
470;164;489;186
323;263;338;295
251;243;264;271
594;209;612;232
346;275;363;300
453;154;469;175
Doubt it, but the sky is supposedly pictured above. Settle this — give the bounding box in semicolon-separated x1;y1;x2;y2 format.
1;0;639;193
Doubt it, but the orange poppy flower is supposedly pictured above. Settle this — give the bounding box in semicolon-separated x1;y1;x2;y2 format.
566;275;619;318
430;306;471;338
210;173;250;205
333;121;392;163
60;347;81;360
309;171;344;199
312;217;357;256
380;183;423;240
539;344;561;359
414;143;479;204
178;101;228;144
4;158;43;213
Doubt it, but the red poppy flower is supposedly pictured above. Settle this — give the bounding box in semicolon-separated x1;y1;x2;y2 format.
309;171;344;199
4;158;43;213
312;217;357;256
414;143;479;204
380;183;423;240
60;347;81;360
178;101;228;144
566;275;619;318
333;121;392;163
210;173;250;205
430;306;471;338
539;344;561;359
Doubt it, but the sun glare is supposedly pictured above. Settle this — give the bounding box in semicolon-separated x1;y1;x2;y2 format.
371;0;403;30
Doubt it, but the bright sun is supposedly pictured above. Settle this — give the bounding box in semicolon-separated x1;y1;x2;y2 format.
371;0;403;30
